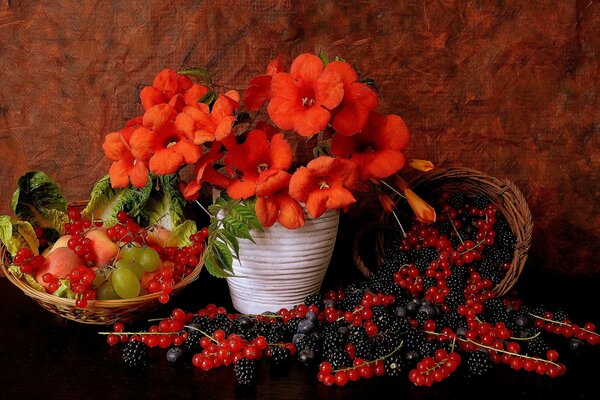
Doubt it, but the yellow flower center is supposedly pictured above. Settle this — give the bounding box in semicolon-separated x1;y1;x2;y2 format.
301;97;316;107
319;180;329;189
257;163;269;173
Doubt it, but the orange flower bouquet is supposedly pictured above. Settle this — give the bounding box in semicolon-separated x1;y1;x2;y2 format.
102;52;434;281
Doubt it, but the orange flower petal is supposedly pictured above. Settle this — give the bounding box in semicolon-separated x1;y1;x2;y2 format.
276;194;305;229
315;69;344;110
172;139;201;164
366;149;406;180
244;75;272;111
180;180;201;201
372;113;410;150
324;186;356;210
347;82;379;111
129;127;156;160
268;133;292;171
288;167;316;203
109;160;131;188
289;53;324;85
212;93;238;122
201;167;231;189
149;148;184;175
140;86;165;110
255;170;291;197
103;131;127;161
332;102;365;136
152;69;180;96
330;134;356;158
174;112;196;137
305;189;329;219
293;106;331;137
405;188;436;223
143;104;177;131
183;84;210;105
266;54;284;76
409;159;434;172
214;116;236;142
255;197;278;227
129;160;149;188
227;179;257;200
323;61;357;85
266;96;299;131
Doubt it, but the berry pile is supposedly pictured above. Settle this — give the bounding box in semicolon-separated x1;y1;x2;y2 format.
102;191;599;387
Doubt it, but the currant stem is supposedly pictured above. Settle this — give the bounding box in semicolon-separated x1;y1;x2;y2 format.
391;210;407;238
510;331;542;341
185;325;219;344
446;213;464;244
380;180;406;199
98;331;184;336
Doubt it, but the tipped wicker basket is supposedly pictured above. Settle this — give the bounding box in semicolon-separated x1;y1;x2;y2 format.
0;201;203;324
354;167;533;296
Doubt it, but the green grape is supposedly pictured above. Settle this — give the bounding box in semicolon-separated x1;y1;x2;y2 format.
121;246;161;272
111;267;140;299
116;258;144;279
96;281;120;300
92;271;107;288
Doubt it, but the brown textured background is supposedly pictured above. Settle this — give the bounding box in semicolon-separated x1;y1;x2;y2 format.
0;0;598;275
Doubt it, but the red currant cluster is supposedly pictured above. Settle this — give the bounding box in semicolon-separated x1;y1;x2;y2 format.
317;357;386;386
42;265;97;307
106;211;145;244
32;226;47;248
531;312;599;345
408;349;461;386
64;207;97;236
12;248;45;274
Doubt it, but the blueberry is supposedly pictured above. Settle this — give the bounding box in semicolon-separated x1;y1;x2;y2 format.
297;318;316;334
324;299;337;308
404;350;420;362
456;327;468;337
570;338;585;353
515;316;529;328
305;311;318;322
166;347;184;363
298;348;316;365
292;333;306;346
395;306;407;317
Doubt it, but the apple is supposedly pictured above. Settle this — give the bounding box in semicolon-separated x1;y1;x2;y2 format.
35;247;81;289
43;234;72;257
146;227;171;247
85;228;118;267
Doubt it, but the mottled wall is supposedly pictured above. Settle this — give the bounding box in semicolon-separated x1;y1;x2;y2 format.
0;0;598;275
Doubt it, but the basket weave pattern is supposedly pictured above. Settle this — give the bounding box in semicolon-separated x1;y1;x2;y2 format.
0;201;203;324
355;167;533;296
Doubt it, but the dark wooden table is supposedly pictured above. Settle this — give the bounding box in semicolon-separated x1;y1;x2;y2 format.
0;256;598;400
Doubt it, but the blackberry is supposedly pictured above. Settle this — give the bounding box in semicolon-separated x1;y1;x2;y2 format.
233;315;254;337
183;328;203;351
388;316;410;334
372;306;393;330
411;248;438;272
269;346;291;365
325;348;351;370
373;337;396;358
266;321;287;343
122;340;148;368
353;337;374;359
439;310;467;331
285;317;301;336
525;336;549;356
212;313;233;335
322;331;346;354
296;333;320;352
484;246;513;266
445;290;466;310
467;350;493;377
418;340;435;357
422;276;436;291
415;310;430;327
234;358;257;385
473;194;490;209
304;293;324;309
447;192;467;209
384;353;405;377
401;328;426;352
479;262;503;285
383;247;411;269
191;315;212;332
553;308;570;322
246;321;268;341
437;220;453;235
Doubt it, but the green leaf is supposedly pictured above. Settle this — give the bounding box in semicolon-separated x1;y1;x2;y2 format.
222;216;253;242
24;273;46;292
198;91;215;106
204;253;232;278
360;77;379;91
165;220;198;247
318;49;329;65
139;174;185;231
178;67;211;83
0;216;39;257
217;230;239;260
213;241;233;272
82;175;152;226
11;171;68;235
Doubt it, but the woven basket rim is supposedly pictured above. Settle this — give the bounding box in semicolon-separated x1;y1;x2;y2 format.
354;167;533;296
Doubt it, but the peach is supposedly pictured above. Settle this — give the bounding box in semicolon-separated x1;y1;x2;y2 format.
85;228;118;266
45;235;71;257
36;247;81;289
146;227;171;248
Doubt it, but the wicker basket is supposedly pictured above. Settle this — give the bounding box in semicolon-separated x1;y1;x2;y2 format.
354;167;533;296
0;201;203;324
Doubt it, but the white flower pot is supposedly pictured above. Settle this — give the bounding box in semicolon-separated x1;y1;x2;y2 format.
225;209;339;314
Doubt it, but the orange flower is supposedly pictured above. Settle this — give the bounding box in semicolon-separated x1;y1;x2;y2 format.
224;129;292;200
378;192;396;213
140;68;209;111
289;156;357;218
255;170;304;229
394;176;436;223
179;144;231;201
267;53;344;136
102;120;149;188
324;61;378;136
331;112;409;180
243;54;284;111
409;159;434;172
129;104;201;175
175;91;240;145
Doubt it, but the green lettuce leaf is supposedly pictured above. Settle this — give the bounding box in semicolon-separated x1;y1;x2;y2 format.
10;171;68;234
0;216;40;257
82;175;152;226
140;174;186;231
165;220;198;247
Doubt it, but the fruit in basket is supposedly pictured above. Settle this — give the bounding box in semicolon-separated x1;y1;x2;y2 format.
35;247;80;289
85;228;118;266
120;245;161;272
111;266;141;299
43;234;71;256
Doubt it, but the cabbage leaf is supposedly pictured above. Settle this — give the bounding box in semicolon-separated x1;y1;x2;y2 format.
0;215;40;257
140;174;186;231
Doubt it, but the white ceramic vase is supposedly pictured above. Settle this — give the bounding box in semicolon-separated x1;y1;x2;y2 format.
225;209;339;314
